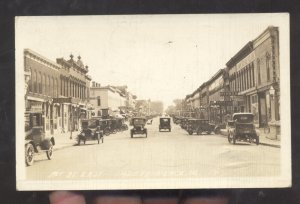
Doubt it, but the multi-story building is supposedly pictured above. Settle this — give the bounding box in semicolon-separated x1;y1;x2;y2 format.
226;26;280;136
24;49;92;135
199;82;210;119
206;69;230;124
89;82;127;117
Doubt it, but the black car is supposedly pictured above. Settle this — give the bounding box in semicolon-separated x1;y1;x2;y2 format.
159;117;171;132
186;119;215;135
25;126;55;166
228;113;260;145
77;119;104;145
130;117;147;138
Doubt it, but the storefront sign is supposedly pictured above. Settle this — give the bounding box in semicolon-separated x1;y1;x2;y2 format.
232;96;244;101
29;101;43;112
220;91;239;96
210;101;233;106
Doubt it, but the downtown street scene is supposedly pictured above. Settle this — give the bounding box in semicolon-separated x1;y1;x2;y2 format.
16;14;290;190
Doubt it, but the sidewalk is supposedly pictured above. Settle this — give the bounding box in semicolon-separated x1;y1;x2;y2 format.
219;128;280;148
52;131;80;151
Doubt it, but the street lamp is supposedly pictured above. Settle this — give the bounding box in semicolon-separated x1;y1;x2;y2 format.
269;86;275;100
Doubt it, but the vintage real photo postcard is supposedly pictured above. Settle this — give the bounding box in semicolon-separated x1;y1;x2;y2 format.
16;13;291;190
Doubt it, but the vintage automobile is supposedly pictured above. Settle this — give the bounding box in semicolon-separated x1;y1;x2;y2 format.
130;117;147;138
77;119;104;145
115;118;128;131
180;118;190;130
228;113;260;145
219;120;235;136
25;126;55;166
159;117;171;132
186;119;215;135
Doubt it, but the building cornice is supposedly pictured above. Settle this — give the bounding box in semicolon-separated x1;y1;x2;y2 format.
24;49;61;70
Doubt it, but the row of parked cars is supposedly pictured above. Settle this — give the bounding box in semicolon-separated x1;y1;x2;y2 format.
172;113;260;145
25;116;129;166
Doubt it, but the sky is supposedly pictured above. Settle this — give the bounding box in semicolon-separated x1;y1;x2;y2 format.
15;14;288;108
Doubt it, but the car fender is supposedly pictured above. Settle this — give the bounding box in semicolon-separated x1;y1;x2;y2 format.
25;139;38;152
40;138;53;150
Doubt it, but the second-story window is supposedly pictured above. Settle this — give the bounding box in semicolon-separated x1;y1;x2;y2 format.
257;59;261;85
266;52;271;82
97;97;101;106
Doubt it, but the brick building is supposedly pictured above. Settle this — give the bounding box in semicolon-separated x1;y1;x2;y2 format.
226;26;280;137
24;49;92;135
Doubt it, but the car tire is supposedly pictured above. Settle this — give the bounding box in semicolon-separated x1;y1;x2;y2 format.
78;138;81;146
25;143;34;166
232;134;236;144
207;131;211;135
46;141;53;160
214;127;220;134
188;130;193;135
104;128;110;136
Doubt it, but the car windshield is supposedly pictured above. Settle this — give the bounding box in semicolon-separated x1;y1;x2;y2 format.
133;119;145;125
82;120;99;129
234;115;254;123
160;118;170;123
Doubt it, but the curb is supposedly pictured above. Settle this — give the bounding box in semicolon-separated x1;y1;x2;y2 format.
218;131;280;148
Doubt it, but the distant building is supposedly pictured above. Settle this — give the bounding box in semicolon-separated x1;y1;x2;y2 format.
150;101;164;115
90;82;126;117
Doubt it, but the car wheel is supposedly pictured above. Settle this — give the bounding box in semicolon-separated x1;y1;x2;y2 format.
78;138;81;146
207;131;211;135
188;130;193;135
214;127;220;134
228;133;232;143
25;144;34;166
232;134;236;144
46;142;53;160
104;129;110;136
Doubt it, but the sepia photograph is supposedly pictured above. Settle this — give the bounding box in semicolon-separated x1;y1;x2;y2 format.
15;13;290;190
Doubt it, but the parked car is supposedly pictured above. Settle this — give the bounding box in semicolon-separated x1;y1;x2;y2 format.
220;121;235;136
180;118;190;130
130;117;147;138
186;119;215;135
77;119;104;145
159;117;171;132
25;126;55;166
228;113;260;145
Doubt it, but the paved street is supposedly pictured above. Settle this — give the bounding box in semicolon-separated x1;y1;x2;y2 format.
27;118;280;180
